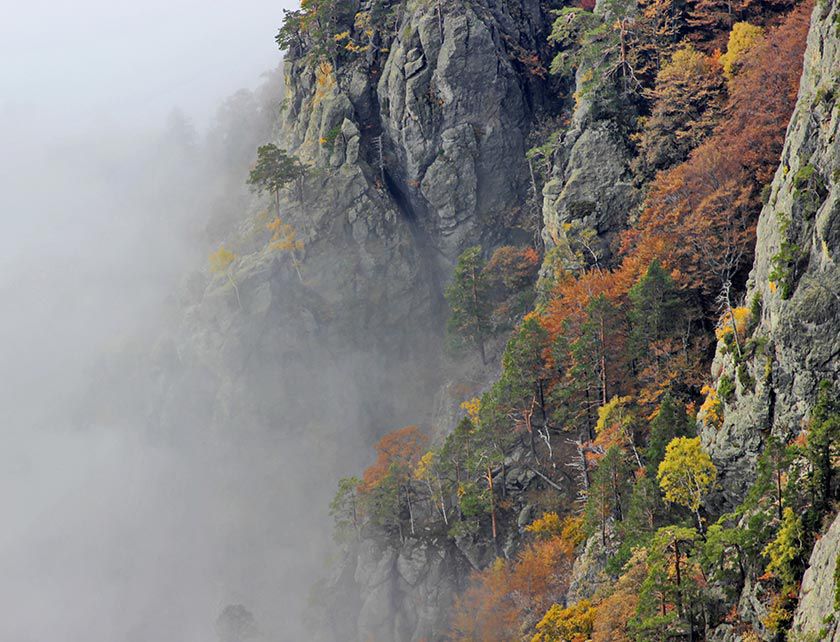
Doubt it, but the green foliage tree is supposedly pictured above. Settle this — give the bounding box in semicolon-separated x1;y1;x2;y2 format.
632;526;702;640
247;144;308;214
570;294;627;428
625;475;666;535
645;394;694;478
330;476;362;542
628;260;682;353
496;316;552;458
275;0;352;65
657;436;717;533
805;380;839;519
437;416;500;539
586;445;632;546
627;260;689;402
700;517;750;593
549;0;647;104
445;246;493;364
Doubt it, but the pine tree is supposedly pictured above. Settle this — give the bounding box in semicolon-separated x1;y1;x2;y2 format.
330;476;363;542
632;526;702;639
805;381;839;519
645;394;694;478
586;445;632;545
445;246;493;364
497;316;552;459
247;144;308;214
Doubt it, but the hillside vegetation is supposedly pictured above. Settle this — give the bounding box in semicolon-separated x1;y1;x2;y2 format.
226;0;840;639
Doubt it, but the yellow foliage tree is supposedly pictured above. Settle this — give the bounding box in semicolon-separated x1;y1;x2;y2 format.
209;245;236;273
657;437;717;533
595;395;643;468
460;397;481;424
715;306;751;344
209;245;242;309
526;513;586;549
526;512;563;539
720;22;764;79
531;599;596;642
699;384;723;429
267;217;305;281
414;450;449;525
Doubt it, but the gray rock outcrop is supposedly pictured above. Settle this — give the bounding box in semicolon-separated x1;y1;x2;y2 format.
699;0;840;511
791;512;840;641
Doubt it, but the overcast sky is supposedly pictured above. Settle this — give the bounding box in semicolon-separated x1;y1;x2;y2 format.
0;1;294;131
0;3;319;639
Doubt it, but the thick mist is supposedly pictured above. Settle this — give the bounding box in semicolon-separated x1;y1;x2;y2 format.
0;3;364;640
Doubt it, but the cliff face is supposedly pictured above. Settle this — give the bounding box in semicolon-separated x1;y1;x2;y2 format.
791;511;840;641
700;0;840;510
154;0;561;462
311;0;839;638
134;0;840;639
145;2;562;640
279;0;555;276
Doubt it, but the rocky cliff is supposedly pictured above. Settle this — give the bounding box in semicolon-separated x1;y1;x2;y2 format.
700;0;839;511
696;1;839;637
791;511;840;641
310;0;840;639
125;0;840;638
138;1;565;640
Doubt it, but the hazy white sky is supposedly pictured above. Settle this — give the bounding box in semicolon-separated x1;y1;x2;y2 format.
0;0;295;130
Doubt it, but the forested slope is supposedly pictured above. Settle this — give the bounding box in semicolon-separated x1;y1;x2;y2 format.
166;0;840;639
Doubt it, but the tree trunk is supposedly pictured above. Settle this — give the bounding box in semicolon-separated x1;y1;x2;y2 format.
435;472;449;525
599;317;608;405
578;436;590;491
406;487;415;536
776;467;783;522
673;538;684;617
694;508;705;536
486;465;497;546
226;272;243;310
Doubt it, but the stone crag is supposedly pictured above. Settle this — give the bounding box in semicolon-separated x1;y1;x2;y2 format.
700;0;840;512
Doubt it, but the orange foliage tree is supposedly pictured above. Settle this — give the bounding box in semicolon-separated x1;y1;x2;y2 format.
360;425;428;538
450;519;581;641
623;1;812;305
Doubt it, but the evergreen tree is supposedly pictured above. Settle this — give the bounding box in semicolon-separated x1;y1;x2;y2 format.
572;294;627;415
330;476;362;542
632;526;703;640
247;143;307;214
628;260;683;369
586;445;632;546
496;316;552;458
805;380;839;519
445;246;493;364
645;394;694;478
